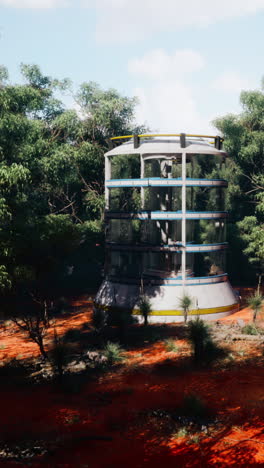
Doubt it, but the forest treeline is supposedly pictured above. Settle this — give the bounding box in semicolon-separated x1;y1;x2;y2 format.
0;64;263;316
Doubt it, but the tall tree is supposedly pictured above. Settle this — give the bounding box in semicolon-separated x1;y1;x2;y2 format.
214;81;264;284
0;64;144;314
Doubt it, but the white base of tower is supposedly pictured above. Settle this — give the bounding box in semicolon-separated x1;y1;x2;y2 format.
94;278;239;323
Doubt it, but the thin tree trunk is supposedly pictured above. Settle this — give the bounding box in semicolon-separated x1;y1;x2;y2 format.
37;338;49;360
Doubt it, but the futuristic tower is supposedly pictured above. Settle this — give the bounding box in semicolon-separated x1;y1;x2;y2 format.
94;134;239;322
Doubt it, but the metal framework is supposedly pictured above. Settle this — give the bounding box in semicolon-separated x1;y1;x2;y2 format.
95;134;239;322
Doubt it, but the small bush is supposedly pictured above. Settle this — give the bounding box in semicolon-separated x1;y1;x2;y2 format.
187;434;201;445
187;317;224;365
164;338;178;352
139;296;152;326
187;318;210;363
172;427;188;438
241;324;258;335
103;342;126;366
247;291;263;322
179;294;192;324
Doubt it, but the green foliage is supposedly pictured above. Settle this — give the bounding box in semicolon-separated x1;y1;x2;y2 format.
179;294;192;324
214;83;264;282
139;295;152;326
238;217;264;271
0;265;11;291
187;318;210;361
173;427;188;438
0;64;143;309
187;317;224;365
103;342;125;366
241;324;258;335
0;66;8;85
246;291;264;322
76;82;140;142
164;338;179;352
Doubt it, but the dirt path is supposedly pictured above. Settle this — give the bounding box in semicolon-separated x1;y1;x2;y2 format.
0;297;264;467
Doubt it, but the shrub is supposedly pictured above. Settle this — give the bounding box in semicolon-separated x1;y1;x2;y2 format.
164;338;178;352
139;296;152;326
241;324;258;335
187;317;210;363
172;427;188;438
247;291;263;322
179;294;192;324
187;317;224;365
103;341;125;366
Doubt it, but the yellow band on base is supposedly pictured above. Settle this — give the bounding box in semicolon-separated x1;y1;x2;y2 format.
94;303;239;316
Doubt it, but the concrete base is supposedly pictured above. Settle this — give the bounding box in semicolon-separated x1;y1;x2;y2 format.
94;278;239;323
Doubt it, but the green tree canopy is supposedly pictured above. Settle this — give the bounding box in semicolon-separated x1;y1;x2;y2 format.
0;64;144;310
214;81;264;283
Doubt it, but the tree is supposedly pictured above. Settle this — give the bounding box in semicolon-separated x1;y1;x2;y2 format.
214;81;264;285
12;311;49;360
0;64;145;314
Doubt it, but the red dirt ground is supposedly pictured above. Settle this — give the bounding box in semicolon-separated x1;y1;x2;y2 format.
0;292;264;468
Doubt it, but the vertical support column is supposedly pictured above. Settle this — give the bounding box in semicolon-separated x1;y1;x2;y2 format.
140;154;144;209
104;155;111;279
140;154;144;294
181;151;186;286
105;155;111;210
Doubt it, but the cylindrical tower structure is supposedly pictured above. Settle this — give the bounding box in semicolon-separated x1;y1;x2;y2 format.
94;134;239;322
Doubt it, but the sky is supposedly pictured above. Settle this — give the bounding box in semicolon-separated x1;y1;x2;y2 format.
0;0;263;133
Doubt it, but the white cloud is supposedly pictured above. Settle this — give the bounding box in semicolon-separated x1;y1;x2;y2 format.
133;81;213;134
212;72;250;93
0;0;68;7
3;0;264;34
128;49;205;80
84;0;264;43
129;48;212;133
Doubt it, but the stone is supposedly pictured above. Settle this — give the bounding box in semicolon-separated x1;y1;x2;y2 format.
237;319;245;328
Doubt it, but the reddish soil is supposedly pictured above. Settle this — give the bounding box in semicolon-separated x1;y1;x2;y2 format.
0;292;264;468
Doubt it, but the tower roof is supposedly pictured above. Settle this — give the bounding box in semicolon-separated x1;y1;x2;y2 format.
105;135;227;157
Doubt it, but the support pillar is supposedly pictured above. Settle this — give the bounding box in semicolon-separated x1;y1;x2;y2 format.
181;151;186;286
